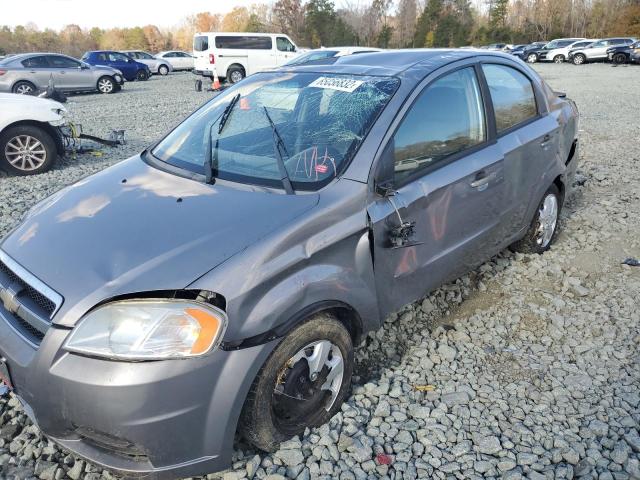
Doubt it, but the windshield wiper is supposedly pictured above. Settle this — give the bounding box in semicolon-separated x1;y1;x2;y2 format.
204;93;240;184
263;106;295;195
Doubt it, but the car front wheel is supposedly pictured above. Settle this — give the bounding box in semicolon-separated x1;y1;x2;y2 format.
526;53;538;63
553;55;565;63
0;125;56;175
573;53;586;65
97;76;116;94
136;70;149;81
238;313;354;451
511;184;561;254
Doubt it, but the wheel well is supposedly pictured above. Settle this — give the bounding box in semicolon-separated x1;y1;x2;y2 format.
322;305;363;346
553;175;565;204
2;120;64;155
227;64;246;75
11;79;36;91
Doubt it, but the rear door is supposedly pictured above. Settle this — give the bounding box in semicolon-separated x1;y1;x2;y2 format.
244;36;275;73
587;40;610;59
19;55;53;88
481;62;559;239
109;52;136;79
368;64;506;317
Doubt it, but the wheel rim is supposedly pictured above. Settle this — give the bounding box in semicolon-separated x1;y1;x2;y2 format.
15;84;33;94
137;71;146;80
230;70;243;83
5;135;46;171
160;66;168;75
536;194;558;248
272;340;344;430
98;79;113;93
615;55;625;64
575;55;584;64
554;55;563;63
528;54;537;63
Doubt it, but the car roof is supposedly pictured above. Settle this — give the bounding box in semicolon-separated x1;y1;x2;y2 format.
275;49;513;78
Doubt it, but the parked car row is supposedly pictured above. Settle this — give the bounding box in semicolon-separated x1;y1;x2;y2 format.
512;37;639;64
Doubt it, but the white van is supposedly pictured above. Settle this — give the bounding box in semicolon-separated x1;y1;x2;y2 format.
193;32;299;83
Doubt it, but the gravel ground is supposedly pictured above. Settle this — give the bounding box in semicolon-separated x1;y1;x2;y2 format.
1;64;639;480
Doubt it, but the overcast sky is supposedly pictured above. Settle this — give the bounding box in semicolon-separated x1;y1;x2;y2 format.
3;0;267;30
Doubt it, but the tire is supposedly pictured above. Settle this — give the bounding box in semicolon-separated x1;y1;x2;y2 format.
572;53;586;65
158;65;169;76
526;53;538;63
97;76;116;94
0;125;56;175
510;184;561;254
238;313;354;452
553;55;565;64
136;70;149;81
12;81;37;95
613;53;627;64
227;66;245;84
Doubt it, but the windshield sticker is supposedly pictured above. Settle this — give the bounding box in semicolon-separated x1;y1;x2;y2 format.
309;77;364;93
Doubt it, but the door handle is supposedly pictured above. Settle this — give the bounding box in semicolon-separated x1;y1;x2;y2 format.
470;172;495;189
540;134;551;146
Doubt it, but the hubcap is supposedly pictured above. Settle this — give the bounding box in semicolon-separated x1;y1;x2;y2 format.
99;79;113;92
528;54;537;63
230;71;243;83
272;340;344;430
554;56;563;63
536;194;558;248
16;84;33;94
5;135;46;171
575;55;584;64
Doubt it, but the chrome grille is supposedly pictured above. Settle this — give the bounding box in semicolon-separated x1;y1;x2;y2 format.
0;250;62;347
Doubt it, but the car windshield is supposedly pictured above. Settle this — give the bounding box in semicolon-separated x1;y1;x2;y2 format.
284;50;338;66
151;72;399;190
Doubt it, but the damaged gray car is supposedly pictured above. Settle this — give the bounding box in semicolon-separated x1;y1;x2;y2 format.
0;49;578;478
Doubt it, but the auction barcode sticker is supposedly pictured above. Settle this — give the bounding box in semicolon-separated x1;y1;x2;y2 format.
309;77;363;93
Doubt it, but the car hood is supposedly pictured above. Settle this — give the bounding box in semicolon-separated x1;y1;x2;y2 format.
0;93;65;111
1;156;319;327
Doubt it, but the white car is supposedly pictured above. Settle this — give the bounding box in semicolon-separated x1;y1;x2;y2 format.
0;93;66;175
283;46;383;66
544;39;596;63
123;51;173;75
193;32;299;83
155;51;194;71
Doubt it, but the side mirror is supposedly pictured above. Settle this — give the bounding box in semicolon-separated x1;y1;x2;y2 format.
374;140;396;197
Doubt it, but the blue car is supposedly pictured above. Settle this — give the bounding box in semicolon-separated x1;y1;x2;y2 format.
81;51;150;81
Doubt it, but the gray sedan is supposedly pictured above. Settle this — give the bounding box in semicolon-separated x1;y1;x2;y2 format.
0;53;124;94
0;50;578;478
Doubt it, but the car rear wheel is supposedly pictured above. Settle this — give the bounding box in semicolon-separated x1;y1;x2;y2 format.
0;125;56;175
238;313;353;451
136;70;149;81
613;53;627;64
12;81;37;95
553;55;565;63
573;53;586;65
228;66;245;84
526;53;538;63
511;184;561;254
158;65;169;76
97;76;116;94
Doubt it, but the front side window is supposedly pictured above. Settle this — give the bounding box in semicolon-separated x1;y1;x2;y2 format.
22;56;49;68
482;64;537;133
392;67;486;183
152;72;399;190
48;55;81;68
109;53;131;62
194;36;209;52
277;37;295;52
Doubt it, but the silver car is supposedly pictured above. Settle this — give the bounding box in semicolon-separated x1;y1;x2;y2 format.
124;50;173;75
0;50;578;479
155;51;195;71
0;53;124;94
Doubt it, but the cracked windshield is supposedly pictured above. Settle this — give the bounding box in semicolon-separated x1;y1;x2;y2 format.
152;72;399;189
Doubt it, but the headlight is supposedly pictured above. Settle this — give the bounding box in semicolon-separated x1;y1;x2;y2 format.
49;108;68;126
64;299;227;360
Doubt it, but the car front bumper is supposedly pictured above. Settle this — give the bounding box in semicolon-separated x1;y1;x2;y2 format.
0;307;277;479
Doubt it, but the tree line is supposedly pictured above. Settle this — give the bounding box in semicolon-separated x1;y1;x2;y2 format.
1;0;638;57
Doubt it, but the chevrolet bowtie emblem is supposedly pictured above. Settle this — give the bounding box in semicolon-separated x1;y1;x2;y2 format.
0;287;20;315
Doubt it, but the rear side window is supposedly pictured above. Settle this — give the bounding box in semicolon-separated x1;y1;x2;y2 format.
194;36;209;52
392;67;486;183
482;64;537;134
21;56;49;68
215;36;272;50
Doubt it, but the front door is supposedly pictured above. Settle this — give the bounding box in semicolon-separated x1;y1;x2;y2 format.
368;65;506;317
48;55;87;90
